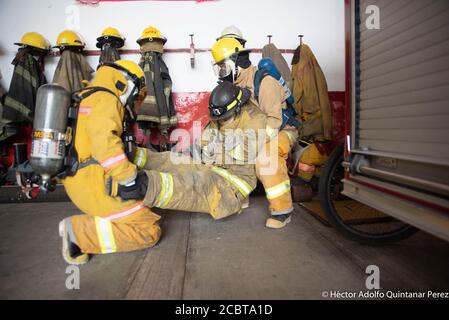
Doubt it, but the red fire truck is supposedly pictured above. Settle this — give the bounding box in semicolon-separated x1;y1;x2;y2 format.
317;0;449;244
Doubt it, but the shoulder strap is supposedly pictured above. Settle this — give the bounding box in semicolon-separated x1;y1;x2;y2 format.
254;70;270;104
59;86;120;180
72;86;117;103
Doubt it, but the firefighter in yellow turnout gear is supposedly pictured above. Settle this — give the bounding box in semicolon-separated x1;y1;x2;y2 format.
59;60;161;265
118;81;266;220
211;38;298;229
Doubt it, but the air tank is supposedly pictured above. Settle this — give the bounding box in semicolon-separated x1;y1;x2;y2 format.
258;58;294;106
30;84;71;187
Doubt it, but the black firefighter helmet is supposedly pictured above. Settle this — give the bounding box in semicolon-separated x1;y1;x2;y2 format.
209;81;251;121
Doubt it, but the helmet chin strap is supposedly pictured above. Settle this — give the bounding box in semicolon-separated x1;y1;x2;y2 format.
233;54;242;82
232;55;240;82
233;64;239;82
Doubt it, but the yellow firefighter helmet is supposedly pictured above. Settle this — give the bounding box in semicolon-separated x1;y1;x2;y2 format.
113;60;145;81
97;27;126;48
14;32;51;51
55;30;85;48
137;26;167;45
211;37;249;64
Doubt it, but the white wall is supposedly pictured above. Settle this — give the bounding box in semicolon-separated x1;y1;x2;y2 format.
0;0;345;93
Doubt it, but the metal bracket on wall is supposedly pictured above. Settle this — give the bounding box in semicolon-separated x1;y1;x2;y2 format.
190;34;195;68
48;47;296;57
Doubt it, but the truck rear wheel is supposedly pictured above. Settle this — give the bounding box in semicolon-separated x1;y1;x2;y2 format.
318;144;418;245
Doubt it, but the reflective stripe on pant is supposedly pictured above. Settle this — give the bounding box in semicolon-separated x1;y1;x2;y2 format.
155;172;174;208
134;147;148;170
63;165;161;255
298;144;329;182
94;217;117;254
210;167;253;198
143;167;253;220
256;130;298;215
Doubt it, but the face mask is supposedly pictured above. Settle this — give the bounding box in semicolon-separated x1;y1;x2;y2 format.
120;79;137;106
213;59;239;82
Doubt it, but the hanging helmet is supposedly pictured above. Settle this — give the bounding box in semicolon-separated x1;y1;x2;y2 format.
211;38;249;65
216;25;247;46
55;30;85;49
14;32;51;51
96;27;126;49
137;26;167;45
209;81;250;121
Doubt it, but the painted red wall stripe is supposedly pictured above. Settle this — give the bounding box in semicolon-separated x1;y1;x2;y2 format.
77;0;218;5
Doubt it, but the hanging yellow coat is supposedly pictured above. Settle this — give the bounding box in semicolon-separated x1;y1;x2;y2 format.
292;44;333;141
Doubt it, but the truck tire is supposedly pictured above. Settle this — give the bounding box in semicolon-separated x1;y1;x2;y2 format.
319;144;418;245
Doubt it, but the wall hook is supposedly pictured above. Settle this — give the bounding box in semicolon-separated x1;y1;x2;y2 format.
267;35;273;45
298;34;304;45
189;34;195;68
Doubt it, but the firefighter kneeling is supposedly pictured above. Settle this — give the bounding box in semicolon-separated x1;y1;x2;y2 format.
59;60;160;265
60;74;266;265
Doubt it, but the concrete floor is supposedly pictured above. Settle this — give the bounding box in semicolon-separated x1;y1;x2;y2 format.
0;196;448;300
